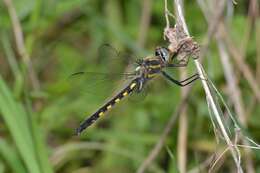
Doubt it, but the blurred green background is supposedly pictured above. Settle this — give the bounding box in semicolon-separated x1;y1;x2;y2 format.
0;0;259;172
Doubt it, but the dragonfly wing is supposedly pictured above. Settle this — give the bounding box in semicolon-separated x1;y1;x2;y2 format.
98;44;140;71
67;71;136;101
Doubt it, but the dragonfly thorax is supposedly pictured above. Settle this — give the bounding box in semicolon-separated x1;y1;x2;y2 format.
133;48;171;90
137;55;164;80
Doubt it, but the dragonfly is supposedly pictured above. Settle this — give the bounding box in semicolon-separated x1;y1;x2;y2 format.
75;46;199;135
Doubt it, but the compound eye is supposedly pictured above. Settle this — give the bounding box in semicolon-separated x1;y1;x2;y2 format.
155;47;170;62
161;54;166;61
162;51;168;60
161;48;169;61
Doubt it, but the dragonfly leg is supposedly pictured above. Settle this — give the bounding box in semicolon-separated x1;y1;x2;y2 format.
178;73;199;83
161;71;199;87
136;77;145;93
167;63;187;68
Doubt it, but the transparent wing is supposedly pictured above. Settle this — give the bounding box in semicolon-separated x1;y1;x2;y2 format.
67;71;137;101
97;44;140;72
66;44;141;101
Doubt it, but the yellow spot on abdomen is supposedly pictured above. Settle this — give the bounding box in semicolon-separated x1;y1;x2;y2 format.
107;105;112;110
123;92;128;96
99;112;104;116
130;82;137;89
115;98;120;103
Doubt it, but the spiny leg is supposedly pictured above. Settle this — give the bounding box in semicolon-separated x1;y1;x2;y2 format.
176;73;199;83
161;71;199;87
167;63;187;68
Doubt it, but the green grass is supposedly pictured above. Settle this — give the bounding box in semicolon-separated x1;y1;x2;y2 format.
0;76;53;173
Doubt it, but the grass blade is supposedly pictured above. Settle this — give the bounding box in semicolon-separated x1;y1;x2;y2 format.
0;139;27;173
0;75;41;173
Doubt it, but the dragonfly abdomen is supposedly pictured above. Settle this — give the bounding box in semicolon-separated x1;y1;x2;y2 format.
76;78;139;135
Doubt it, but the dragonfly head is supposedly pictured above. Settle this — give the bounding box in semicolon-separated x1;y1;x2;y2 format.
155;47;170;62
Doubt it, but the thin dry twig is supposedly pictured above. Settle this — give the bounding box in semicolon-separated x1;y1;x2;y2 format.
174;1;188;172
137;0;152;48
202;0;259;104
217;39;255;173
177;72;188;173
164;0;172;29
256;18;260;84
3;0;40;91
219;23;260;102
250;0;260;123
197;1;256;172
218;39;246;126
188;150;227;173
198;0;226;59
177;107;187;172
254;0;260;77
173;0;243;172
239;0;258;59
209;147;230;172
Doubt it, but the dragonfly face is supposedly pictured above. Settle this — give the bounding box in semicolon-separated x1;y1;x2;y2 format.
155;47;171;62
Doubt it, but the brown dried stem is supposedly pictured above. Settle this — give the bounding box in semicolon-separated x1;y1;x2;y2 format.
177;70;188;173
3;0;40;91
174;1;188;173
197;0;256;172
219;23;260;102
217;39;255;173
137;0;152;48
173;0;243;172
